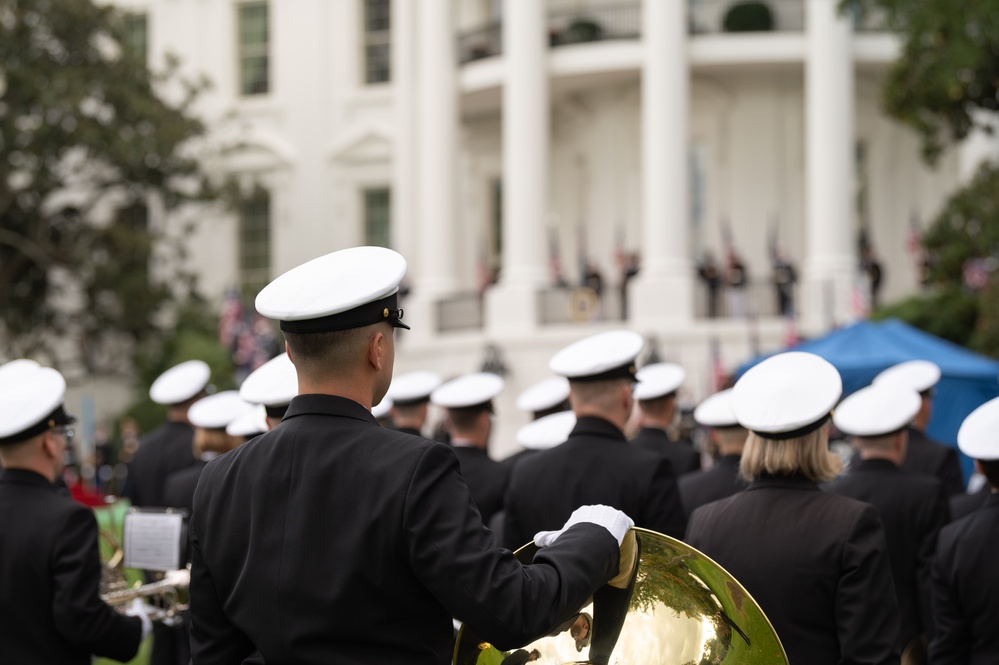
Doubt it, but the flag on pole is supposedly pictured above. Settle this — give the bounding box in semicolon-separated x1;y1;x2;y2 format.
783;313;800;348
906;212;923;258
850;274;871;320
709;338;726;393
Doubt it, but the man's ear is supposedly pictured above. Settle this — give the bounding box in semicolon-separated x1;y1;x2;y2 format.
285;340;294;365
368;330;385;371
40;431;59;461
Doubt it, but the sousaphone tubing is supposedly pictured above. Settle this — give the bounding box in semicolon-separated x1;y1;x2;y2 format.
453;528;788;665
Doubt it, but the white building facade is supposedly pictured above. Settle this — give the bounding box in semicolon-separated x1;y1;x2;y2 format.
110;0;976;455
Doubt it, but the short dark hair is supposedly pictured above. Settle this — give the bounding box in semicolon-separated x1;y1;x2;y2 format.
448;405;489;433
284;325;381;376
979;459;999;490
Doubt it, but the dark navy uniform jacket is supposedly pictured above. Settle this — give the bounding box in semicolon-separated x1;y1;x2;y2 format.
930;491;999;665
829;458;948;647
451;445;509;525
678;454;747;517
0;469;142;665
686;473;901;665
128;420;198;507
189;395;619;665
502;416;686;549
900;426;964;497
630;426;701;476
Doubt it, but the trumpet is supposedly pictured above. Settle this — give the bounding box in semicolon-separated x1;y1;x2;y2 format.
101;568;191;626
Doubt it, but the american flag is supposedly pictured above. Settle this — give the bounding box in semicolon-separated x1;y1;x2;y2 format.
709;338;727;393
850;275;871;320
783;313;800;348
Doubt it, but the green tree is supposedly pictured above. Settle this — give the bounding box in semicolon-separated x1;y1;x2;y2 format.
849;0;999;357
0;0;214;369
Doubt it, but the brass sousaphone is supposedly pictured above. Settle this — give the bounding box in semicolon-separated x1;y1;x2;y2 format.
454;528;788;665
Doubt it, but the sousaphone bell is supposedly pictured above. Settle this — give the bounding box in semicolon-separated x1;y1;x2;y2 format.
453;528;788;665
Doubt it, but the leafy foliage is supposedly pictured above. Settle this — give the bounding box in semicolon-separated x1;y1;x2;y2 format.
849;0;999;357
845;0;999;163
0;0;214;368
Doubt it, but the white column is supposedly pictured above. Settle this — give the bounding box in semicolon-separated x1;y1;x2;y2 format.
407;0;458;337
629;0;692;328
485;0;549;334
391;0;417;263
802;0;855;330
959;111;999;183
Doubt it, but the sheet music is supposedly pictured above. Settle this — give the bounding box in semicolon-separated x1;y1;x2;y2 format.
123;511;184;571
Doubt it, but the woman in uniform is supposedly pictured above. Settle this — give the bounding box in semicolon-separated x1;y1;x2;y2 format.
685;352;900;665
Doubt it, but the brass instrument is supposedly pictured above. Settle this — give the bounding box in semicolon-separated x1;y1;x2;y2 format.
453;528;788;665
97;498;190;626
101;572;190;626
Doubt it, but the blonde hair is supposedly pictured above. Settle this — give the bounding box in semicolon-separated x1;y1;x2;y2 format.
739;427;841;483
194;428;243;456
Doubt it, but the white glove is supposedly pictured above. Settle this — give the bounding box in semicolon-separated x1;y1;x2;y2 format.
125;598;154;641
163;567;191;589
534;505;634;548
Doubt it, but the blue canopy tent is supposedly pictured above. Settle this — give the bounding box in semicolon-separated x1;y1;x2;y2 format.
736;318;999;484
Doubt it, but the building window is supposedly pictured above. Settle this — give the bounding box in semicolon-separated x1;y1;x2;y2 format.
238;2;269;96
363;0;391;84
363;187;391;248
239;189;271;297
123;13;148;67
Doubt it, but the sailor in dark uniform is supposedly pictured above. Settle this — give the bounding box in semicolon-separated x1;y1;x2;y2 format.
237;351;298;431
431;372;509;525
503;331;687;549
189;247;633;664
629;362;701;476
873;360;964;497
678;388;748;516
490;411;577;544
829;383;949;662
948;484;989;522
930;395;999;664
686;352;900;665
162;391;256;515
128;359;210;509
0;364;150;664
387;370;442;437
501;376;571;473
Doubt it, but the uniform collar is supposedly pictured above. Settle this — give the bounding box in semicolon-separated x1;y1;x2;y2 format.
569;416;627;442
747;472;820;492
984;491;999;510
852;457;900;473
284;394;378;425
0;468;56;488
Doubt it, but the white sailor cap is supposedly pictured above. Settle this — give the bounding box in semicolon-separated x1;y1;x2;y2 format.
693;389;740;428
387;371;443;406
0;359;41;389
733;352;842;439
431;372;505;411
188;391;254;430
239;353;298;414
873;360;941;395
516;377;570;414
372;396;394;419
516;411;577;450
833;384;921;438
226;405;269;438
0;365;76;445
957;396;999;460
633;363;686;401
149;360;211;406
255;246;409;332
549;330;643;382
